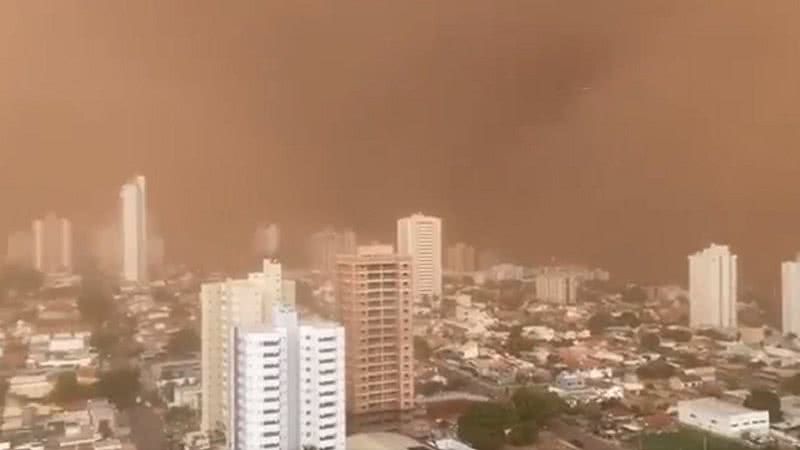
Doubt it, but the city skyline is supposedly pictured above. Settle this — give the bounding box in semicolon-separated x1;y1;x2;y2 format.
5;2;800;290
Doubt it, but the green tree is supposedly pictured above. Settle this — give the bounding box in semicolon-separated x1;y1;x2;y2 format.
744;389;783;422
506;326;534;356
77;277;114;325
96;369;141;410
511;387;566;423
640;333;661;351
50;371;93;405
636;361;676;379
414;336;432;361
167;328;200;356
783;374;800;395
457;402;517;450
622;285;647;303
507;420;538;446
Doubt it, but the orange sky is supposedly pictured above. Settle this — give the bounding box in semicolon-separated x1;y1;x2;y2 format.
1;1;800;288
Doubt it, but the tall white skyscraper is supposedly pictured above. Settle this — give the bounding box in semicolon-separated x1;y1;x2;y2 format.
783;258;800;335
397;213;442;298
31;213;72;274
201;260;295;444
231;305;345;450
120;175;147;283
689;244;738;329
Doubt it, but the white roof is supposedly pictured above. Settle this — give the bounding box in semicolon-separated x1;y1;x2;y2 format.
680;397;760;416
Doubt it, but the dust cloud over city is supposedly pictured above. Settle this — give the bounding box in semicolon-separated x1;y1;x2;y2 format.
1;1;800;288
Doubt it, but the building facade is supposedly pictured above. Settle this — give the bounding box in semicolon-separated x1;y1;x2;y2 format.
397;213;442;299
120;175;148;283
231;306;345;450
445;242;476;274
689;244;738;329
783;259;800;335
200;260;295;443
336;245;415;432
677;398;769;439
308;228;358;278
32;213;72;275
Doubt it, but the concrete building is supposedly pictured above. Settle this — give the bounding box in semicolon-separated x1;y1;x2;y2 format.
308;227;357;278
677;398;769;438
120;175;147;283
253;223;280;258
231;305;345;450
783;259;800;335
536;271;579;304
200;260;295;442
336;245;415;432
6;230;33;267
397;213;442;299
445;243;476;274
689;244;738;329
32;213;72;275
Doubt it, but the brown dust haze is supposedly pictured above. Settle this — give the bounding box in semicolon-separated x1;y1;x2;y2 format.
1;1;800;289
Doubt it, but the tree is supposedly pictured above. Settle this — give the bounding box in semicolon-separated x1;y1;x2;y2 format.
507;326;534;356
457;402;517;450
784;374;800;395
636;361;676;380
507;420;538;446
77;277;114;325
50;371;93;405
511;387;566;424
90;329;119;359
414;336;432;361
96;369;141;410
622;285;647;303
744;389;783;422
617;311;641;328
588;313;613;334
640;333;661;351
167;328;200;357
0;264;43;297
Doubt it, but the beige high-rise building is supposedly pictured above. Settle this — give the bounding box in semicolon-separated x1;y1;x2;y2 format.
308;227;357;277
201;260;295;443
336;245;414;432
397;213;442;299
32;213;73;275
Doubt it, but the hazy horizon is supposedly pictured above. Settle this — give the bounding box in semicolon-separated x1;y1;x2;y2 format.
3;1;800;291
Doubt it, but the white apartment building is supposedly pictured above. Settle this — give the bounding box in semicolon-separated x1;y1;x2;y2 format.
200;260;295;443
689;244;738;329
231;306;345;450
678;398;769;439
120;175;148;283
32;213;72;275
397;213;442;298
253;223;281;258
783;259;800;335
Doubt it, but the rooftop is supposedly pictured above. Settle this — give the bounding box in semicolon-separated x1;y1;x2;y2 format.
346;432;432;450
680;397;758;416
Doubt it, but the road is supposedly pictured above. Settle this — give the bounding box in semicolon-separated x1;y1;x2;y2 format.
128;405;167;450
549;421;626;450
